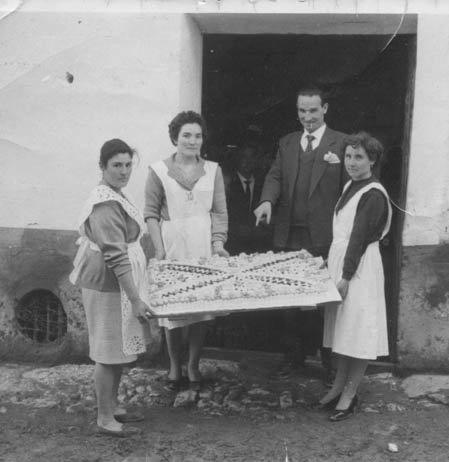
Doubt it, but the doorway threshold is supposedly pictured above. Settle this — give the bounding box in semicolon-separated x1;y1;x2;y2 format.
203;346;396;375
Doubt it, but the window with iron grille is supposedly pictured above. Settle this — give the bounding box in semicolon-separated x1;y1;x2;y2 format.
15;289;67;343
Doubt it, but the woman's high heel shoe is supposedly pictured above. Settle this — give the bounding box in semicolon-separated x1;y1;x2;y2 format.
329;395;358;422
309;394;341;411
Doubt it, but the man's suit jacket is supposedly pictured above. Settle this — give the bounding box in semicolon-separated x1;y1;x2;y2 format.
226;173;273;255
259;126;347;250
227;174;263;228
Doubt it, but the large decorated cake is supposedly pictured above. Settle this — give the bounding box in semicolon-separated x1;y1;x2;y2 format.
147;250;341;318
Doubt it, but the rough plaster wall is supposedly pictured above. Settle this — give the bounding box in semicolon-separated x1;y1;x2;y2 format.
398;245;449;370
0;10;201;230
0;227;87;361
403;15;449;246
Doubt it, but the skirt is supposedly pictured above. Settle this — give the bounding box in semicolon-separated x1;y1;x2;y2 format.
82;288;137;364
323;241;389;359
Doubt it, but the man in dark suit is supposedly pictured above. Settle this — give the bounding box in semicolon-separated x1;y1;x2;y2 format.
254;85;347;381
225;144;273;256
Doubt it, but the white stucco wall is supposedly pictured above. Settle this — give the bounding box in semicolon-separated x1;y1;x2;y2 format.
1;0;449;245
403;15;449;246
0;9;202;230
3;0;447;15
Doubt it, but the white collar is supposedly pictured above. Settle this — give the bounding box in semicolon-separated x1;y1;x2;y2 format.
237;172;254;184
302;123;327;144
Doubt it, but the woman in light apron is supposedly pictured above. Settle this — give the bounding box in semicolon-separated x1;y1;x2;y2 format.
70;139;155;436
314;132;392;421
145;111;228;392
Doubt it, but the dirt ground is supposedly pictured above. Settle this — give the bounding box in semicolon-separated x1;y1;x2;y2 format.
1;353;449;462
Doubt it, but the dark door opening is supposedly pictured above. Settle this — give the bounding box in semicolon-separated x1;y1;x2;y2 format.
202;33;416;361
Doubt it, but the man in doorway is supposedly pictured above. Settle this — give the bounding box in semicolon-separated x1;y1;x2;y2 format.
254;84;347;382
225;143;273;256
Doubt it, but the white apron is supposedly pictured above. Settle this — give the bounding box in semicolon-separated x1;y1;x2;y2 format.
69;185;150;355
323;181;392;359
151;160;217;329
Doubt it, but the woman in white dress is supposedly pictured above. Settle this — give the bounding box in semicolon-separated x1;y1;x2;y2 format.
144;111;228;392
314;132;392;421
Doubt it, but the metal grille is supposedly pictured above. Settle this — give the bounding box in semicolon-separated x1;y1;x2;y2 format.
15;289;67;343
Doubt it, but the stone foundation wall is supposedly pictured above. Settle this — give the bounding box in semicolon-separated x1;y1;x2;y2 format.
0;227;86;362
398;245;449;371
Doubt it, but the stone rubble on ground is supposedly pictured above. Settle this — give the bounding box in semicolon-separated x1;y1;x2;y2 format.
367;372;395;383
173;390;198;408
2;362;449;417
279;391;293;409
401;374;449;398
386;403;406;412
427;392;449;405
388;442;399;453
362;406;380;413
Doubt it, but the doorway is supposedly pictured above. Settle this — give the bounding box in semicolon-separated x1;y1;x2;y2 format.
202;33;416;361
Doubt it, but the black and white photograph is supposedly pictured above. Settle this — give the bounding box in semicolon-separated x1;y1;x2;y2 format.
1;0;449;460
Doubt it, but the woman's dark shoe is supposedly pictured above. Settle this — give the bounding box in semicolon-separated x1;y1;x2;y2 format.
187;373;204;392
163;376;188;392
114;412;144;423
308;394;341;411
163;379;181;392
329;395;358;422
162;374;189;392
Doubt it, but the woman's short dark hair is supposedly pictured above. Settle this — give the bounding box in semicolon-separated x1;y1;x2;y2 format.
99;138;135;168
168;111;207;146
343;131;384;166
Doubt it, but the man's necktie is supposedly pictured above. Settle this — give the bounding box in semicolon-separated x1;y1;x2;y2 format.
244;179;252;213
305;134;315;153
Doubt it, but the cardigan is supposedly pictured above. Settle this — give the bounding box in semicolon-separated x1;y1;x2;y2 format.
77;200;140;291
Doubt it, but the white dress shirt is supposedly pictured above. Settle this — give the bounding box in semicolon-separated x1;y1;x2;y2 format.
300;123;327;151
237;172;255;204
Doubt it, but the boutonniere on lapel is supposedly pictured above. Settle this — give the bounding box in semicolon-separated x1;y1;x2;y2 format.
323;151;341;164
